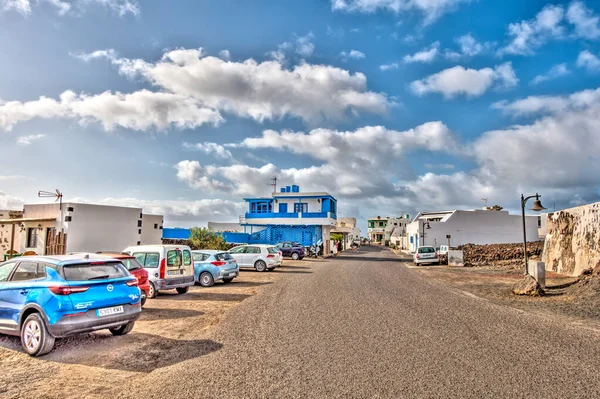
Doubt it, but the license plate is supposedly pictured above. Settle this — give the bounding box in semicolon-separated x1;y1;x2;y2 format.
168;270;181;276
96;306;124;317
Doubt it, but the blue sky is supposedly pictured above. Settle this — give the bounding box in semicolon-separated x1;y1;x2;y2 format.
1;0;600;233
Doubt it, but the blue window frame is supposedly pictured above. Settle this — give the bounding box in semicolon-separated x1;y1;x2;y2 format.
294;203;308;213
250;201;272;214
279;203;288;213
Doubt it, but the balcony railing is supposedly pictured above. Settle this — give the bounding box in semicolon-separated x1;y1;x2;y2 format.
244;212;336;220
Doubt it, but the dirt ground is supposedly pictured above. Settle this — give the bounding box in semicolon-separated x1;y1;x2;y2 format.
411;261;600;331
0;259;317;399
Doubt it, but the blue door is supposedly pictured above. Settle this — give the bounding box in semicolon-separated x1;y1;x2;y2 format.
279;203;288;213
0;260;45;333
0;261;17;332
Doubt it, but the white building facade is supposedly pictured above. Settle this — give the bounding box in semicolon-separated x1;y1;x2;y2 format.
406;209;541;252
0;203;163;256
331;217;361;249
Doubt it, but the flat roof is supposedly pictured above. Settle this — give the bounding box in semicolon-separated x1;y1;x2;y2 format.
0;217;57;224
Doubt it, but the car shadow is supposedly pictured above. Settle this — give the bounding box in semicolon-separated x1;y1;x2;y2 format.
277;265;312;270
138;307;204;321
157;291;252;302
207;281;273;288
273;270;313;274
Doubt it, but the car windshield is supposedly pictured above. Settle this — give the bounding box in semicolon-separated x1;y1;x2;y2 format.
62;262;128;281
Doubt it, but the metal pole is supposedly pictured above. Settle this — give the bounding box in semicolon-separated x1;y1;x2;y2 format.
9;223;15;259
521;194;528;275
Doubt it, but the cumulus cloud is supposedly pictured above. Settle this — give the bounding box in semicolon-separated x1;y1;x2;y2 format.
444;33;493;60
178;122;459;198
331;0;470;25
183;142;233;160
218;50;231;61
380;62;399;71
403;42;439;63
577;50;600;71
497;4;565;56
16;133;45;145
530;63;570;85
492;87;600;117
567;1;600;40
0;190;24;210
0;0;139;16
80;47;392;124
410;62;518;98
0;90;223;132
340;50;366;60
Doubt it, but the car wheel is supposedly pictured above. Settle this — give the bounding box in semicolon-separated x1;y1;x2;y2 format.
176;286;190;294
109;321;135;336
199;272;215;287
21;313;55;357
223;277;234;284
291;252;299;260
255;260;267;272
140;291;147;307
148;282;157;299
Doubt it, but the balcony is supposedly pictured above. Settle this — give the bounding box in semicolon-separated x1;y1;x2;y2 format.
244;212;336;220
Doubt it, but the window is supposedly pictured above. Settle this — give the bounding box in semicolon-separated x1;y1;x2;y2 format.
138;229;142;234
215;252;234;261
167;250;182;267
267;247;279;254
133;252;160;268
154;223;158;229
247;246;261;254
27;228;38;248
294;203;308;213
63;262;127;281
183;250;192;266
193;253;210;262
11;262;46;281
0;262;16;282
538;216;542;228
229;246;247;254
138;220;142;227
379;222;385;227
120;258;143;271
418;247;436;253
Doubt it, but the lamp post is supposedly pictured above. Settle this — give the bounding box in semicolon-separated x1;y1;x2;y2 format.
420;221;431;246
521;193;546;275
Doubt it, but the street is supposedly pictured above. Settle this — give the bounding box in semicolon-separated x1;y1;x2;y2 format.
126;246;600;398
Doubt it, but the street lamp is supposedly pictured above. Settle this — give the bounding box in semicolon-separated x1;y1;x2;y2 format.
521;193;546;275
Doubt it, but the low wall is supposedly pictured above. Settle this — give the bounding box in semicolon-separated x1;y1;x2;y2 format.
458;242;544;267
543;202;600;276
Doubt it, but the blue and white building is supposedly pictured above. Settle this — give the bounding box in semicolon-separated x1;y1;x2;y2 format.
233;185;337;252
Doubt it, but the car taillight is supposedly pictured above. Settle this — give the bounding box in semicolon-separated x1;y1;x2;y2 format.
211;261;226;266
416;254;420;259
159;258;166;279
49;286;90;295
126;279;138;287
435;252;439;257
267;254;275;258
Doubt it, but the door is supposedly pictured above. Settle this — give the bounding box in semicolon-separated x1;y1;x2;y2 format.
279;203;288;213
229;246;248;266
0;261;18;333
245;246;261;266
0;261;46;333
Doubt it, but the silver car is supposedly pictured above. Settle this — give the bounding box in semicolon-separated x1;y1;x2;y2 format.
413;246;440;265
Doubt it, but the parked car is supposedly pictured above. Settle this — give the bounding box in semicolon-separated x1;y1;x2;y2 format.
228;245;282;272
96;252;151;307
123;245;195;298
413;246;440;265
276;242;305;260
436;245;450;255
192;250;239;287
0;254;141;356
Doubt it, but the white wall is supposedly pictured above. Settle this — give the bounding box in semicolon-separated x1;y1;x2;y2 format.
245;215;336;226
275;198;322;213
141;214;163;245
407;210;541;252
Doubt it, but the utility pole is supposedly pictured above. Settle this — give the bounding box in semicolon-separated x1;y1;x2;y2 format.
269;176;278;193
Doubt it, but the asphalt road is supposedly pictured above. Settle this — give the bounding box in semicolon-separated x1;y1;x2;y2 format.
131;246;600;398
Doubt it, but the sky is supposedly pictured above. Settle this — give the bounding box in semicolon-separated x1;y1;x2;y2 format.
1;0;600;234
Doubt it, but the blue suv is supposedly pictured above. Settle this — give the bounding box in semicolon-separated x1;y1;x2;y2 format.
0;255;142;356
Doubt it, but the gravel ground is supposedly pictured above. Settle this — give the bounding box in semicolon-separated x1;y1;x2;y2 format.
4;247;600;398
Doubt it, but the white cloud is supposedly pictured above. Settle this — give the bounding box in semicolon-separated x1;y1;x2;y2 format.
444;33;493;59
0;90;223;132
492;87;600;117
380;62;399;71
410;62;518;98
498;4;565;56
0;0;139;16
179;122;459;198
78;47;392;125
531;63;570;84
331;0;470;25
183;142;233;160
218;50;231;61
16;133;45;145
340;50;366;60
0;191;24;210
577;49;600;71
567;1;600;40
295;33;315;57
424;163;455;169
403;41;439;63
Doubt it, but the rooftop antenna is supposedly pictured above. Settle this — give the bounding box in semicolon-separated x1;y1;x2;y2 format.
38;189;63;210
269;176;278;193
481;198;488;205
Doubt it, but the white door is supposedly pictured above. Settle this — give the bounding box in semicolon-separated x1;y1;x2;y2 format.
229;246;248;266
245;246;261;266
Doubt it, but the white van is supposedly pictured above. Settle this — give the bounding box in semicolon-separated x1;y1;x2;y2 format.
123;245;195;298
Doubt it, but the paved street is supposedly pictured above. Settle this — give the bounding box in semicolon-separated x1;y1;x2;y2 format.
131;246;600;398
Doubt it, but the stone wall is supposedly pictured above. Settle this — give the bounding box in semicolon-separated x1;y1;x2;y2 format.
542;202;600;276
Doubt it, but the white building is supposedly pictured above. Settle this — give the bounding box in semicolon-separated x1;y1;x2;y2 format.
406;209;541;252
368;216;409;245
0;203;163;256
331;217;361;249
